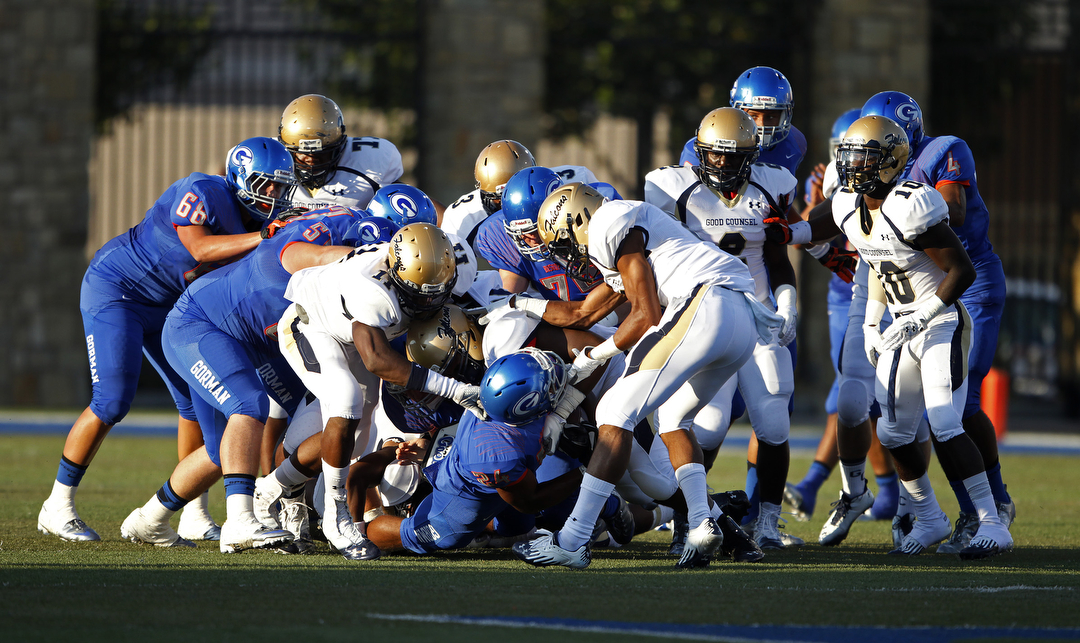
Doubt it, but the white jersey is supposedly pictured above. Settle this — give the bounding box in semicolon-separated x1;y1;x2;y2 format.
832;180;950;316
442;164;599;244
289;136;404;210
583;200;755;307
283;245;409;343
644;163;796;305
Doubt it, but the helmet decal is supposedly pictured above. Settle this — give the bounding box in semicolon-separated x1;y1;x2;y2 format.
230;147;253;177
895;102;919;124
390;193;420;222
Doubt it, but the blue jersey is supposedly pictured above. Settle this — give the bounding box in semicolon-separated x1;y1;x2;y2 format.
88;173;255;305
679;125;808;176
171;205;360;357
901;135;994;263
430;411;544;499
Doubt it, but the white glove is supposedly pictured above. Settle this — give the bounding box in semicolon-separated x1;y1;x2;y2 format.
879;295;947;352
542;385;586;455
774;285;797;348
450;384;486;419
863;324;882;368
477;295;548;325
568;337;619;384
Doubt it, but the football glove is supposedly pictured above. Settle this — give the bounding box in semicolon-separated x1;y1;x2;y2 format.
541;386;585;455
450;383;486;419
568;337;620;384
476;295;548;325
879;296;948;352
763;215;793;245
864;324;882;368
775;285;797;348
260;207;307;239
817;247;858;283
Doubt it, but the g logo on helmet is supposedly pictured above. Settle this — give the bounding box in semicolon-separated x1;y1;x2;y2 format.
231;146;254;179
511;390;543;419
356;221;382;244
391;194;420;222
895;103;918;123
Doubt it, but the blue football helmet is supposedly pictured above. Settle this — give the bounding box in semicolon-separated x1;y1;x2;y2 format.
729;66;794;150
226;136;298;221
342;215;399;247
368;184;438;228
860;91;924;149
480;348;569;426
502;167;563;262
829;108;863;161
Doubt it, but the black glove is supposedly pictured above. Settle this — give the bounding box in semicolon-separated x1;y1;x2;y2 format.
557;421;598;466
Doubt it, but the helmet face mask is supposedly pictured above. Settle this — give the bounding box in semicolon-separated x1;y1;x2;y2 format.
836;116;911;196
474;140;536;215
226;137;298;221
537;183;605;280
502;167;563;262
387;223;458;320
729;66;794;150
279;94;348;189
479;347;568;426
694;107;760;193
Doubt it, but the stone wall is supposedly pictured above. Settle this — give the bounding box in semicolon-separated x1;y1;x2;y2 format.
0;1;96;407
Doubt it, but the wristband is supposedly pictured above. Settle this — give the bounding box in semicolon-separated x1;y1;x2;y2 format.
864;298;887;328
512;296;549;318
918;295;947;322
406;364;428;391
774;284;797;315
587;336;621;361
418;367;461;399
789;220;812;245
805;243;829;260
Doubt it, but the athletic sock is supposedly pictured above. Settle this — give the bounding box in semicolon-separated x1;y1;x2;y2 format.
961;472;1002;526
901;473;941;523
56;456;87;487
742;463;759;526
949;479;978;514
839;458;868;497
559;473;614;551
651;505;675;530
143;492;178;523
223;474;256;522
798;461;831;494
984;462;1011;504
155;480;189;512
273;458;311;489
675;463;711;527
871;473;900;519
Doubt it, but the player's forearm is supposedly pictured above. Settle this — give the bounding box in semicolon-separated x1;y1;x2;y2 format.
510;468;584;514
281;243;354;273
541;289;624;329
184;230;262;263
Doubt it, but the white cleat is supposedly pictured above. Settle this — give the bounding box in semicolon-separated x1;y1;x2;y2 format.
253;476;285;530
959;522;1013;560
177;510;221;542
753;514;785;551
818;489;875;546
219;517;292;554
323;495;379;560
678;518;723;568
889;510;950;556
512;529;591;570
274;495;313;554
121;508;195;548
997;499;1016;529
37;503;100;542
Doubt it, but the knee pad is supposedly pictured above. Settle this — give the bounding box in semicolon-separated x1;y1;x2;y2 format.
836;378;871;427
91;398;131;426
691;403;729;451
926;405;965;442
750;394;790;446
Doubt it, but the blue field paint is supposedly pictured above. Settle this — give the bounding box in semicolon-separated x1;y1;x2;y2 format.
368;613;1080;642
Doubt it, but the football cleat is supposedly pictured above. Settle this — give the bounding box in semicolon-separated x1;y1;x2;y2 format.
717;514;764;563
819;489;875;546
997;498;1016;529
177;507;221;542
778;518;805;547
37;503;100;542
668;512;689;558
677;518;723;569
253;476;285;530
275;495;313;554
783;482;813;521
338;537;382;561
120;507;195;548
935;511;978;554
322;494;369;554
512;529;591;570
891;513;916;549
889;510;950;556
753;514;785;551
219;517;293;553
709;489;751;525
604;493;635;546
958;523;1013;560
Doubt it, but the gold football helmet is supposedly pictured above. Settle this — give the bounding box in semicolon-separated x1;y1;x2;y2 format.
406;305;485;384
387;223;458;320
474;140;536;215
694;107;760;193
836;115;910;196
278;94;347;189
537;183;607;279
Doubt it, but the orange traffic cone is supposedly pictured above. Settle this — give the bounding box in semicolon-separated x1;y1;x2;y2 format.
981;367;1009;441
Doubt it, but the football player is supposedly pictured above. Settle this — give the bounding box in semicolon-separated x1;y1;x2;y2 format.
37;137;296;545
120;204;368;553
861;91;1014;552
272;223;483;560
767;116;1012;559
278;94;404;211
644;107;800;550
510;183;780;569
441;140;598;254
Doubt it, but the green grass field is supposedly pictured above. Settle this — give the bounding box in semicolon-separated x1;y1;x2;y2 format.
3;432;1079;642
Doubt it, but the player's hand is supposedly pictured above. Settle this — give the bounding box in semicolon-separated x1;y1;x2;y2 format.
863;325;882;368
260;207;307;239
817;247;858;283
541;414;566;456
778;309;798;347
474;296;513;325
395;437;429;463
451;384;486;419
879;317;924;352
568;347;608;384
476;295;548;325
763;215;793;245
